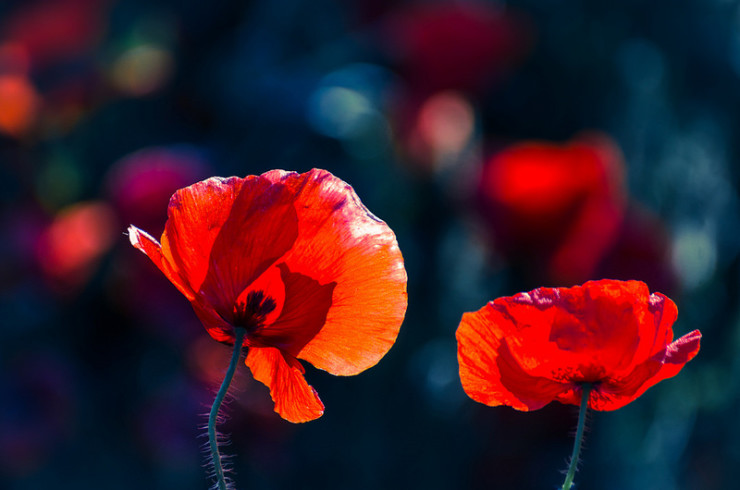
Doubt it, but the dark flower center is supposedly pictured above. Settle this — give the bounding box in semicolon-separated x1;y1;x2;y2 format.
233;290;277;332
550;365;605;385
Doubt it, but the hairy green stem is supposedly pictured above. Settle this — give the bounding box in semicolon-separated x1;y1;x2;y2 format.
561;383;592;490
209;327;246;490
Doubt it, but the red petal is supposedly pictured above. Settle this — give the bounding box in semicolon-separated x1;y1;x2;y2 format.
190;297;235;344
498;280;657;379
260;169;407;376
630;291;677;370
197;177;299;320
158;175;299;331
128;225;194;300
129;224;233;339
245;346;325;423
457;305;571;410
250;263;335;356
594;329;701;410
234;265;286;328
161;177;245;293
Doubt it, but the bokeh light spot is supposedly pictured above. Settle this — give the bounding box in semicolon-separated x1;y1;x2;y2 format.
616;38;666;93
36;201;118;291
416;91;474;159
307;86;374;139
0;74;39;137
111;44;174;97
35;155;84;210
672;226;717;290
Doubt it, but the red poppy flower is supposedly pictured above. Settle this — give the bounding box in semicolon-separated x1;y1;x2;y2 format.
456;279;701;411
128;168;407;422
476;133;627;285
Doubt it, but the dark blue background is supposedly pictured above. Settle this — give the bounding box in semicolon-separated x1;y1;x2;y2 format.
0;0;736;488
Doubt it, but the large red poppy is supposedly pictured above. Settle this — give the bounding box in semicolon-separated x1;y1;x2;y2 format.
128;168;407;422
456;280;700;411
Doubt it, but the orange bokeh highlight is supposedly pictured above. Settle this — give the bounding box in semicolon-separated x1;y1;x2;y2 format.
0;74;40;137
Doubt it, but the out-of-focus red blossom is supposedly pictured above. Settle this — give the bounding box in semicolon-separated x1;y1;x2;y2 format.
128;168;408;423
36;201;118;292
0;0;110;137
384;2;533;95
0;43;31;75
106;146;211;233
456;280;701;411
1;0;110;71
477;133;627;285
384;2;532;173
0;74;40;137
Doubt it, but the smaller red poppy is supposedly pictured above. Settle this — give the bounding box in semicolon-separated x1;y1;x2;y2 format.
456;279;701;411
128;169;407;423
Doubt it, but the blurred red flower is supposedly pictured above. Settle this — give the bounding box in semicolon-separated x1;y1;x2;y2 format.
106;146;210;234
384;2;532;174
128;168;407;422
477;133;627;285
1;0;109;71
36;201;118;292
384;2;532;95
0;73;40;137
456;279;701;411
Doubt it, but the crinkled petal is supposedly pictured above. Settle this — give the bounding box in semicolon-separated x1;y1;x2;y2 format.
457;305;571;410
245;346;325;423
594;329;701;410
261;169;407;376
631;292;677;369
498;280;654;378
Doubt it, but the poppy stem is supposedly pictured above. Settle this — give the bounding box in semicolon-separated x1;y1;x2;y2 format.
561;383;592;490
208;327;246;490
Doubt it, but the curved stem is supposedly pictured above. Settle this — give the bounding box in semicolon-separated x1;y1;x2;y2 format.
561;383;592;490
209;327;246;490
